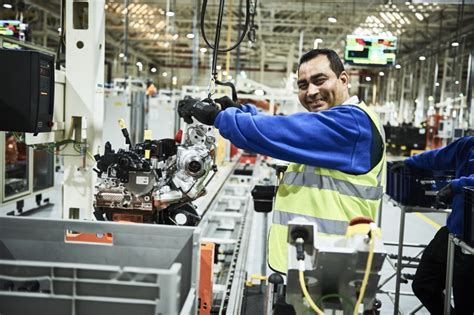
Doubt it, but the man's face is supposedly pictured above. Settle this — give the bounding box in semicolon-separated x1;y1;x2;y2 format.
297;55;349;112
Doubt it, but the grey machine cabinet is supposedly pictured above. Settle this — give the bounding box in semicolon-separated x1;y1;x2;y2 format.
0;216;200;315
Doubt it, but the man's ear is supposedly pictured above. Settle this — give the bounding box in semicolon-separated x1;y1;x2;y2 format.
339;71;349;86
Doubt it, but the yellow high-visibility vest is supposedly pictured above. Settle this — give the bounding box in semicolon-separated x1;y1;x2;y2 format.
268;101;386;274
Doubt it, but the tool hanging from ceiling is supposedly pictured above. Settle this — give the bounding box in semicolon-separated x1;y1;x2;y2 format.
200;0;257;100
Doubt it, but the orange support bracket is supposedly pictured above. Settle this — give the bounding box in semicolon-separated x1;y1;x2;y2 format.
198;242;215;315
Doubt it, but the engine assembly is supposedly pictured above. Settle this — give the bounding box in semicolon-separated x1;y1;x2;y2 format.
93;122;217;226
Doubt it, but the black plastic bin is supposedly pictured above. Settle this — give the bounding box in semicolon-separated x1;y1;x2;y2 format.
251;185;276;213
386;161;454;208
463;187;474;247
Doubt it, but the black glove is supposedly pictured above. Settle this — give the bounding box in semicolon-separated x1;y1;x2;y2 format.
178;97;221;126
214;96;242;110
436;183;454;208
390;161;406;173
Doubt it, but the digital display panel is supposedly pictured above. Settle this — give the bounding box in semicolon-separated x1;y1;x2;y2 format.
345;35;397;66
0;20;21;38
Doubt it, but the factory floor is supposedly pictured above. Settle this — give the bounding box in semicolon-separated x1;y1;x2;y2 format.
0;166;449;314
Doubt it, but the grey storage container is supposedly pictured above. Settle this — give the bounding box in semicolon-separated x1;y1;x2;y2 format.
0;216;200;315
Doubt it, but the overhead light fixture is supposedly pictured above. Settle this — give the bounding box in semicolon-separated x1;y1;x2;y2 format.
435;82;440;87
328;16;337;23
254;89;265;96
365;76;371;82
119;53;125;58
395;64;401;69
3;3;13;9
151;67;157;73
451;41;459;47
162;72;168;77
136;61;143;67
379;71;385;76
313;38;323;49
216;65;222;70
166;11;175;17
172;76;177;86
415;12;424;21
455;80;459;85
200;47;207;53
419;56;426;61
222;71;228;76
186;33;195;39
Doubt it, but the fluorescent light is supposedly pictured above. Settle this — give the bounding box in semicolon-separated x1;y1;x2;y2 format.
254;89;265;96
166;11;175;17
200;47;207;53
379;71;385;76
415;12;424;21
3;3;13;9
328;16;337;23
395;64;401;69
365;77;371;82
186;33;195;39
172;76;177;85
419;56;426;61
451;41;459;47
313;38;323;49
151;67;157;73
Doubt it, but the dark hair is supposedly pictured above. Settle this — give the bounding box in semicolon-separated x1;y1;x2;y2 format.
298;49;345;77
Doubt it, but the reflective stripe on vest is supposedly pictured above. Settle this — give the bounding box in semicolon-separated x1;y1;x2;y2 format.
281;171;383;200
272;210;348;235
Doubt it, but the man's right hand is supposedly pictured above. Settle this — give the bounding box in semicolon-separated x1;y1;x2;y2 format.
214;96;242;110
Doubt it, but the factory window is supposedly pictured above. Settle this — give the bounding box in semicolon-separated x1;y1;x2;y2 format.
73;1;89;30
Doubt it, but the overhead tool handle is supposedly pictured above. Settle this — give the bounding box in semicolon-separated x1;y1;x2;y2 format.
215;79;238;101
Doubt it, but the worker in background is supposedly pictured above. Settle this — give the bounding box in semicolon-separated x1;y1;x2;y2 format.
392;136;474;314
179;48;386;274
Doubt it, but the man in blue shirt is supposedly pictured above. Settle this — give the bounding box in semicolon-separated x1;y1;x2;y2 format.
179;48;384;177
394;137;474;314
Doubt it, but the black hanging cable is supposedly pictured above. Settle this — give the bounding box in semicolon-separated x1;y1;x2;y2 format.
200;0;253;99
210;0;227;79
200;0;251;55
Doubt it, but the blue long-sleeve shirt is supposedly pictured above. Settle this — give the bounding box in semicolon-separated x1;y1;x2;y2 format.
214;103;379;174
405;136;474;235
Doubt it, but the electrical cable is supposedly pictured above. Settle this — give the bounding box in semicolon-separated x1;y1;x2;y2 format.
298;261;324;315
200;0;251;53
352;224;376;315
200;0;252;81
295;238;324;315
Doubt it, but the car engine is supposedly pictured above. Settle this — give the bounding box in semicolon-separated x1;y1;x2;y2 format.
93;122;216;226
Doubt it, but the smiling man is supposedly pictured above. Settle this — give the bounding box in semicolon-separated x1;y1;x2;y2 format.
178;48;386;274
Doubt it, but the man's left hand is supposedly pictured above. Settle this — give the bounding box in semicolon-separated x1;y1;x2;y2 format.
436;183;454;208
178;97;221;126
